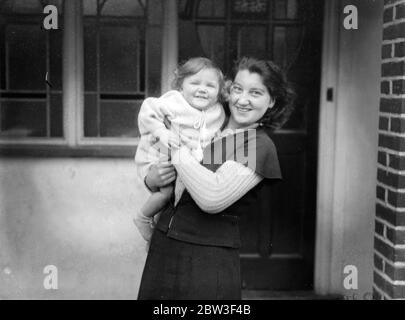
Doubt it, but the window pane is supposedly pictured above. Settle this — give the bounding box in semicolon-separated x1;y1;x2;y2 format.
100;101;141;137
49;29;63;90
1;0;63;14
274;0;299;19
236;26;267;60
7;24;46;91
274;0;286;19
0;24;6;90
85;96;143;138
273;27;287;68
84;94;98;137
178;20;205;62
197;25;225;69
0;100;46;137
178;0;193;19
84;23;97;91
50;93;62;137
273;26;302;70
100;26;141;92
232;0;268;19
101;0;146;16
84;0;146;16
83;0;97;16
197;0;225;18
1;0;41;14
287;0;299;19
146;26;162;96
273;27;305;130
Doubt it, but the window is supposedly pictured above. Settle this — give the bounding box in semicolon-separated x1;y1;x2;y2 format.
0;0;156;156
178;0;306;72
178;0;315;131
83;0;146;139
0;0;63;140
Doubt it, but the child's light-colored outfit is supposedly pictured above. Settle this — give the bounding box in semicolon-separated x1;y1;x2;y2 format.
135;89;225;205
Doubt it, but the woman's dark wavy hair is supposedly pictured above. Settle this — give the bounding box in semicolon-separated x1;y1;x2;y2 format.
233;57;296;131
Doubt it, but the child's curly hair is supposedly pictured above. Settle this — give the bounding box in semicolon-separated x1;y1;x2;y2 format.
171;57;228;104
233;57;296;131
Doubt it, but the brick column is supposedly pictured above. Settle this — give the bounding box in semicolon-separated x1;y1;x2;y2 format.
374;0;405;300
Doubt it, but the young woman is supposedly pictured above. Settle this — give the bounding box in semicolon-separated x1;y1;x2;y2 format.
137;57;295;300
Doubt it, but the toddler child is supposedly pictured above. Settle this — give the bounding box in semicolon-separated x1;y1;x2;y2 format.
134;57;226;241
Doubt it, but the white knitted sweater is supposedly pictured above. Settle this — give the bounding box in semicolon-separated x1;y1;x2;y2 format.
135;90;225;181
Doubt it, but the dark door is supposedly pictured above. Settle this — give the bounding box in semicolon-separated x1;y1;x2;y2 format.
178;0;323;290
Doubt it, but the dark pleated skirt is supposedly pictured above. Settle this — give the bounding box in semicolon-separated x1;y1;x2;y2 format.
137;229;241;300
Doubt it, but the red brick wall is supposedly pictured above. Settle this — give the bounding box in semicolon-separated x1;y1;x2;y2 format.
375;0;405;300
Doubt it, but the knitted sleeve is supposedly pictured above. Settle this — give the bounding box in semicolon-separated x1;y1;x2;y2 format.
135;95;173;189
171;146;263;214
138;97;166;134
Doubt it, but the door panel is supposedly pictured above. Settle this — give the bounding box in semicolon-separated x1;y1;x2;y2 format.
240;1;323;289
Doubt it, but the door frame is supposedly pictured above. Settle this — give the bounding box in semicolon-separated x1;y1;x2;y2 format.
314;0;343;295
159;0;343;294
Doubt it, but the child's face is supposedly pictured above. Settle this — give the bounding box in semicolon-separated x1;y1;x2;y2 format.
180;68;220;110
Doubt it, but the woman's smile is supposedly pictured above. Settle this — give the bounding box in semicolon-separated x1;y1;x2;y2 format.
234;105;252;113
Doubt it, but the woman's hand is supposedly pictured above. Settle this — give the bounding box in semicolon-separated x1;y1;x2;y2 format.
145;161;177;192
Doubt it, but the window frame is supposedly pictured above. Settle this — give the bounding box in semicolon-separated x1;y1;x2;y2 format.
82;5;147;143
0;12;65;144
0;0;149;157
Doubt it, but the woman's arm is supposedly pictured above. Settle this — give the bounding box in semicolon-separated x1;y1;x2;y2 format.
171;146;263;214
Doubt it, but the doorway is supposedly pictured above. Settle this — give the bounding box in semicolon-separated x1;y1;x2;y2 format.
177;0;324;290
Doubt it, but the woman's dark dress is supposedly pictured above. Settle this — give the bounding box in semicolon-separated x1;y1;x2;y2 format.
137;128;282;300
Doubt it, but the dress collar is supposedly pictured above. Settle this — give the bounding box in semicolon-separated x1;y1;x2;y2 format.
220;123;259;137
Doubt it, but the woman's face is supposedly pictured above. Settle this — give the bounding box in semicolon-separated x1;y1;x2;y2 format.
228;70;275;129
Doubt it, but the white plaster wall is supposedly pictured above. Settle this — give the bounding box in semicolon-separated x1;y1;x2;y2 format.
0;158;149;299
326;0;383;298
